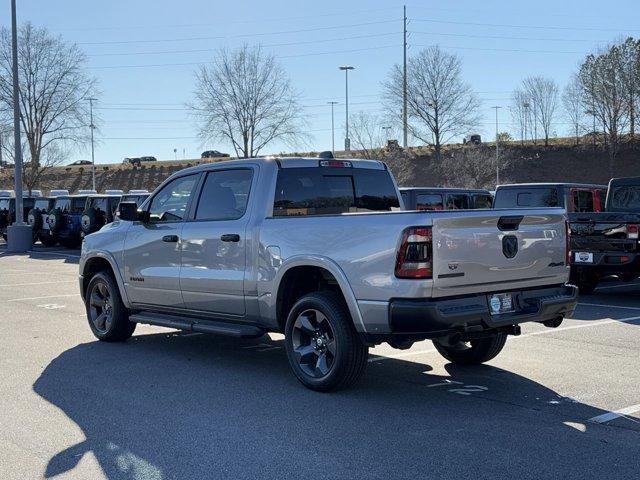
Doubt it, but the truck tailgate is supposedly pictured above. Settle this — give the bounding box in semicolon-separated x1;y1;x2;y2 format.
569;212;640;253
431;208;569;298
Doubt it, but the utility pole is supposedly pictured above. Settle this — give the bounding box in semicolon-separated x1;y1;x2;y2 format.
493;106;502;187
403;5;408;148
339;66;354;151
328;101;338;154
88;98;97;191
8;0;31;251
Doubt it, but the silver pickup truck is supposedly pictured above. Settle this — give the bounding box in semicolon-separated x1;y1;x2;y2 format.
79;156;577;391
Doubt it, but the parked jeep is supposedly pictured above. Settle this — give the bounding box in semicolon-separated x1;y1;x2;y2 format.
81;193;122;237
28;197;57;246
493;183;607;213
0;193;41;241
80;156;577;391
47;195;91;248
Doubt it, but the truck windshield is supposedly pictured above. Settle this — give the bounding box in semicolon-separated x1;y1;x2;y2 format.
609;185;640;212
273;167;400;216
494;187;560;208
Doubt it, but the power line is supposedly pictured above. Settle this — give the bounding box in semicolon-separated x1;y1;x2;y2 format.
89;44;401;69
412;18;640;33
412;44;583;55
411;31;607;44
78;19;401;46
87;32;401;57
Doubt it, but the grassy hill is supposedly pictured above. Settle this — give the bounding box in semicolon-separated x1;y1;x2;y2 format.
1;141;638;194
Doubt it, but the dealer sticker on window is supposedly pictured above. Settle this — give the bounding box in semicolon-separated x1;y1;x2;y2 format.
574;252;594;264
488;293;514;315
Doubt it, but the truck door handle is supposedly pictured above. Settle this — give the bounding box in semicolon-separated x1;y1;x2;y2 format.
162;235;179;243
221;234;240;242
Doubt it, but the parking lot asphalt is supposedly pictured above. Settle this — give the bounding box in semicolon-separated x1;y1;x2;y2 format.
1;243;639;480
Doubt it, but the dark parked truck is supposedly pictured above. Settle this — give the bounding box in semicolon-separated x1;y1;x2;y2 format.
568;177;640;293
0;195;40;241
400;187;493;210
79;157;577;391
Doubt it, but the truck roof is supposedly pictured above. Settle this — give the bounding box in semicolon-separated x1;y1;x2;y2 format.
399;187;491;194
497;182;607;189
177;156;387;175
608;176;640;186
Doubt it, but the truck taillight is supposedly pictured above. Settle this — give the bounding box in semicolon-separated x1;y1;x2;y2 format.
566;221;571;266
395;226;432;279
628;224;639;240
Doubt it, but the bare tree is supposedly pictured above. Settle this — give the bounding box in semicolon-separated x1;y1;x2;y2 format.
190;45;305;158
522;76;559;146
578;44;629;163
510;89;532;145
348;111;389;159
618;37;640;138
562;75;585;145
383;46;480;160
0;23;96;180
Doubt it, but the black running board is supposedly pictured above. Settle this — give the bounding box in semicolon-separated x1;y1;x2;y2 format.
129;311;265;338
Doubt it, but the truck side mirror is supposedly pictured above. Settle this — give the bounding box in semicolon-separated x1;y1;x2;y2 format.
118;202;139;222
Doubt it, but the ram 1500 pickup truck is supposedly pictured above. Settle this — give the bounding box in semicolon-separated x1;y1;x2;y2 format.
568;176;640;293
79;157;577;391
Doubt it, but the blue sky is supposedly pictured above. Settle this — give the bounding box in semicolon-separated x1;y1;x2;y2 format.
3;0;639;163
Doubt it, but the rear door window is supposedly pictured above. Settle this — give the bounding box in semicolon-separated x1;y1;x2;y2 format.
472;194;493;209
446;194;470;210
494;188;560;208
55;198;71;213
34;199;50;210
273;167;400;216
416;194;444;211
195;169;253;220
0;199;11;210
609;185;640;211
571;189;595;212
88;198;109;214
71;198;87;213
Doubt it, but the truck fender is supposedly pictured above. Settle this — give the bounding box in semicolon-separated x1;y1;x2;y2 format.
272;255;366;333
81;250;132;308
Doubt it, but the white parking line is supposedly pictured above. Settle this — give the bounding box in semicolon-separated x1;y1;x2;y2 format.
27;250;80;259
0;280;76;287
578;302;640;311
7;294;78;302
588;404;640;424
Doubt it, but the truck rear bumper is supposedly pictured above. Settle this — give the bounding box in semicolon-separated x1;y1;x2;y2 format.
362;284;577;343
571;252;640;277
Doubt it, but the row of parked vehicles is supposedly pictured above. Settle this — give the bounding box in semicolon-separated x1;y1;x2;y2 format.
0;189;150;248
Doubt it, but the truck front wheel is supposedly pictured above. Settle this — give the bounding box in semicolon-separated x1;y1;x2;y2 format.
433;333;507;365
284;292;368;392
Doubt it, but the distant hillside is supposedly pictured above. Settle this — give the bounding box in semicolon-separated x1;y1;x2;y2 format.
1;142;638;194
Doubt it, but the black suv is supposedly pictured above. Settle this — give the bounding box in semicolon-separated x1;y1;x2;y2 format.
81;194;122;237
201;150;230;158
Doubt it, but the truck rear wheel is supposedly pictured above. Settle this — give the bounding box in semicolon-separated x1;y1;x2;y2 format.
284;292;368;392
433;333;507;365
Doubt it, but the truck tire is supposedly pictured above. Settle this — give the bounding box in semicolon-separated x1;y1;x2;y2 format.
284;292;368;392
433;333;507;365
85;271;136;342
38;233;57;247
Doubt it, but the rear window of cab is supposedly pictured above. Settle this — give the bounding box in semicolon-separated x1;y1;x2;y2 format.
273;167;400;216
494;188;560;208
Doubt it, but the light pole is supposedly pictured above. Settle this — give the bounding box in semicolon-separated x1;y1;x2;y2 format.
7;0;32;251
523;101;530;144
339;65;354;151
382;126;392;142
493;106;501;187
328;101;338;154
88;98;97;191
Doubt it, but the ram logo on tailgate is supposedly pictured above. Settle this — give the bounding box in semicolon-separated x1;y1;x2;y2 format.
502;235;518;258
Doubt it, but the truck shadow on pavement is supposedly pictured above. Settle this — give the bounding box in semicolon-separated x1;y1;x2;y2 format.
33;332;639;480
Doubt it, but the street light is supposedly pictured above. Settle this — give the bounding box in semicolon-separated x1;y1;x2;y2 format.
88;98;97;191
327;101;338;154
492;106;502;187
7;0;32;252
339;65;354;152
